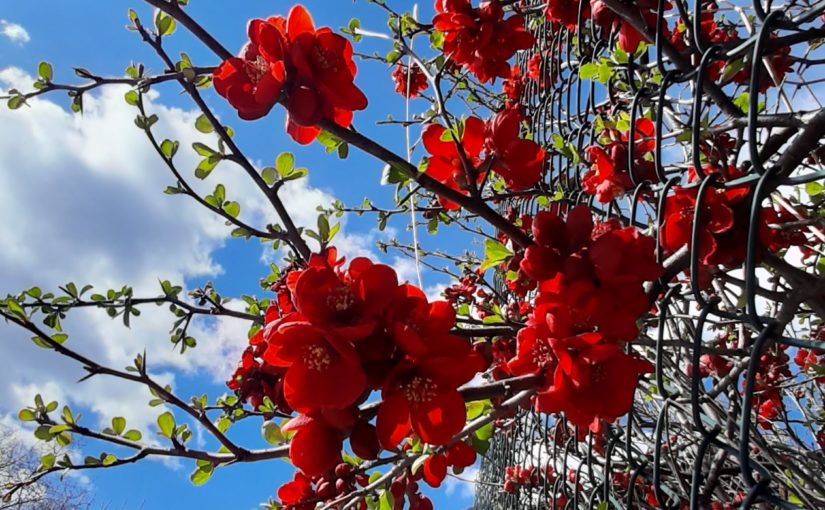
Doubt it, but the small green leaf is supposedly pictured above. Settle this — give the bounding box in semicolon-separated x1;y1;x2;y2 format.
18;409;36;422
276;153;295;176
579;63;599;80
223;201;240;218
381;163;409;186
123;429;142;442
160;139;179;159
190;463;214;486
41;453;56;469
157;412;175;438
261;421;285;445
154;10;176;36
480;239;513;271
261;167;277;186
124;91;140;106
195;114;214;134
112;417;126;435
38;62;53;81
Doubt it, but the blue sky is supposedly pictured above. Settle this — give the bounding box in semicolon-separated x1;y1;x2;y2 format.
0;1;478;509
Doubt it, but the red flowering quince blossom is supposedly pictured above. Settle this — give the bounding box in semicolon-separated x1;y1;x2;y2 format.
214;5;367;144
291;254;399;341
422;117;485;210
277;472;315;510
263;320;367;413
545;0;590;29
282;414;346;477
484;108;546;190
377;335;485;449
392;63;429;99
583;118;656;204
385;284;457;357
213;17;288;120
536;337;653;430
433;0;535;84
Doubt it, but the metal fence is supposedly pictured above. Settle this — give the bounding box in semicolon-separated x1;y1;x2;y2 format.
476;1;825;508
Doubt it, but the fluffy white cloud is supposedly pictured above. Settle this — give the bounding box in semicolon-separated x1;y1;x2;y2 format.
0;67;362;439
0;20;30;45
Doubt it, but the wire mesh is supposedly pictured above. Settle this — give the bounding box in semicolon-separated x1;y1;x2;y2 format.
476;1;825;509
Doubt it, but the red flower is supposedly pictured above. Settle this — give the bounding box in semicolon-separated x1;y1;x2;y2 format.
545;0;589;29
507;324;558;377
392;63;429;99
277;472;315;509
434;0;534;84
292;256;399;341
660;186;735;265
282;414;343;476
284;6;367;144
350;420;381;460
214;17;288;120
386;284;456;357
263;321;366;412
214;6;367;144
445;441;477;469
484;108;545;190
422;117;485;210
583;146;633;204
422;454;448;488
376;336;484;448
536;339;652;429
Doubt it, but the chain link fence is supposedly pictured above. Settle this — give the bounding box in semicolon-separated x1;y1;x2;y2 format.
476;1;825;508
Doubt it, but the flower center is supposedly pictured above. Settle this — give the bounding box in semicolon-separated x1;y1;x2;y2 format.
245;55;270;84
403;376;438;404
304;344;332;372
313;46;338;72
532;340;554;368
326;286;355;313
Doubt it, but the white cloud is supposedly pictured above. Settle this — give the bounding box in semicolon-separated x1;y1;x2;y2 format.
444;465;478;499
0;67;350;442
0;20;30;45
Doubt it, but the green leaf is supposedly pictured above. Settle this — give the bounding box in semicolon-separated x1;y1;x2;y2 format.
579;63;599;80
18;409;36;422
734;92;750;114
195;114;214;134
261;167;278;186
160;139;179;159
38;62;53;81
124;91;140;106
102;454;117;466
223;201;240;218
154;10;176;36
261;421;285;445
480;239;513;271
123;429;142;442
41;453;56;469
112;417;126;435
157;412;175;438
192;142;217;157
190;463;214;486
806;181;823;197
475;422;493;441
380;163;409;186
7;95;25;110
276;153;295;176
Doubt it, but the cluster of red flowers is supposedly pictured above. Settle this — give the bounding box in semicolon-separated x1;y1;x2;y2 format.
582;117;656;204
422;110;545;207
670;3;793;93
213;5;367;144
227;247;486;506
391;63;429;99
502;205;661;430
660;165;805;284
433;0;535;84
